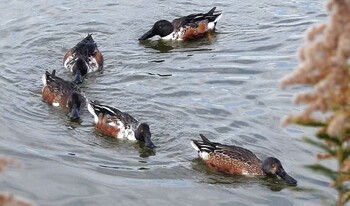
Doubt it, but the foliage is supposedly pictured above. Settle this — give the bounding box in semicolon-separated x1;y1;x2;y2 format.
281;0;350;205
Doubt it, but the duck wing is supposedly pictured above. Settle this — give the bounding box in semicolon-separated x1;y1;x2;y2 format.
172;7;222;30
88;101;138;126
192;134;261;165
72;34;97;57
44;70;80;94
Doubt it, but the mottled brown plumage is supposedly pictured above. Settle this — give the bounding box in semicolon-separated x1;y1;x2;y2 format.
191;134;297;185
87;101;156;148
182;20;209;41
205;148;264;176
63;34;103;83
41;70;86;119
42;70;83;107
139;7;222;41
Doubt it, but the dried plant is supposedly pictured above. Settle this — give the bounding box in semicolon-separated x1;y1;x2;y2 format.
0;192;33;206
0;156;34;206
0;156;19;172
280;0;350;205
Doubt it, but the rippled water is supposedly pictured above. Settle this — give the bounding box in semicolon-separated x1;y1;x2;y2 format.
0;1;334;205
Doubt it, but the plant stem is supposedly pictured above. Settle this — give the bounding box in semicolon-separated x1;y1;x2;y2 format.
337;134;345;206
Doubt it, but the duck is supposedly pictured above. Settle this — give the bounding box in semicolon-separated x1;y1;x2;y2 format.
63;34;104;83
139;7;222;41
191;134;297;185
87;100;155;148
41;70;86;120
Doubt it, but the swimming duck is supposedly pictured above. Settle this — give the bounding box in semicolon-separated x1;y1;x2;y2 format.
139;7;222;41
41;70;86;120
63;34;104;83
87;100;155;148
191;134;297;185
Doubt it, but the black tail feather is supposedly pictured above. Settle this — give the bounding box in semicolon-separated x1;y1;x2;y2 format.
191;134;217;153
199;134;211;143
207;7;216;16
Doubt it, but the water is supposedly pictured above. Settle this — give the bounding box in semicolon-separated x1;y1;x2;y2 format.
0;0;335;205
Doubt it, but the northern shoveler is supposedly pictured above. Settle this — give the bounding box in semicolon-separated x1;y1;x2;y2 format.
63;34;104;83
41;70;86;120
191;134;297;185
87;100;155;148
139;7;222;41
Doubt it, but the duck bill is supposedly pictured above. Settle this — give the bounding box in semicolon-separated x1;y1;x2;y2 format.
139;29;155;40
277;168;297;186
73;73;83;84
145;135;156;148
70;106;80;120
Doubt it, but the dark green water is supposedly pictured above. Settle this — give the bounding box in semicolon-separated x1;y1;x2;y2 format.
0;0;334;205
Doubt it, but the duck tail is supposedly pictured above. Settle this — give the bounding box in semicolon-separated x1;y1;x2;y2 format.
206;7;222;30
87;100;97;114
87;100;99;124
191;134;216;152
73;34;97;56
199;134;211;143
190;140;201;151
42;70;56;85
191;134;217;160
207;7;216;16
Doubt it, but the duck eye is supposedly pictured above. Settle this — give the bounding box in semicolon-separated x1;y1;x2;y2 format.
271;163;276;168
158;26;162;29
140;129;144;133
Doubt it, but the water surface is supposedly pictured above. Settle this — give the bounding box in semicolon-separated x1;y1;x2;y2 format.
0;0;334;205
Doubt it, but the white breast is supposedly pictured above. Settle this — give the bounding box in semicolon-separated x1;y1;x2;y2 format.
161;27;185;41
108;120;126;139
87;56;100;72
199;151;209;160
125;128;136;140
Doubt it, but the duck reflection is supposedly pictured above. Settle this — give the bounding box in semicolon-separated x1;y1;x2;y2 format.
89;132;156;158
139;39;175;53
136;141;156;158
139;32;217;53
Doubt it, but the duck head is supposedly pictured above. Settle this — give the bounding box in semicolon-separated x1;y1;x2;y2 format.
135;123;155;148
68;92;82;120
139;20;174;40
72;57;88;84
261;157;297;186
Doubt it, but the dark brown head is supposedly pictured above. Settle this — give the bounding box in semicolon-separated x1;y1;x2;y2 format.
134;123;155;148
261;157;297;186
67;92;82;120
139;20;174;40
72;57;88;84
